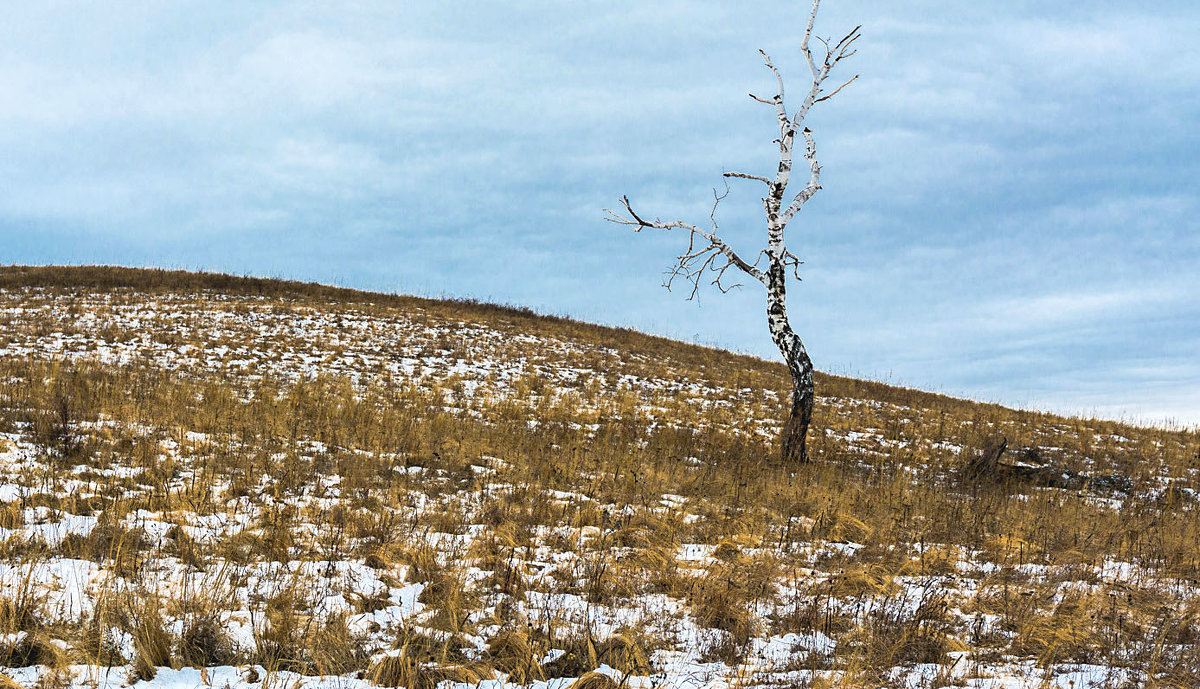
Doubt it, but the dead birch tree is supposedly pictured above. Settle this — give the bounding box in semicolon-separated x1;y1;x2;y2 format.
606;0;859;463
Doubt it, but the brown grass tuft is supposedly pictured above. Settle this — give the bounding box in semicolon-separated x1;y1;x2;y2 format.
368;649;494;689
568;671;619;689
486;627;545;684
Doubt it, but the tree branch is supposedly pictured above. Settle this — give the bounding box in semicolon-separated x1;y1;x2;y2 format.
723;171;772;185
779;128;821;225
758;50;790;141
604;195;767;298
815;74;858;104
801;0;820;80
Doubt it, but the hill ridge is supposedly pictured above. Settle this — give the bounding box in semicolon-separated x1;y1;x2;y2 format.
1;263;1065;426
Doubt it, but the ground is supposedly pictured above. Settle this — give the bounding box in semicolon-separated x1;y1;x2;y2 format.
0;267;1197;689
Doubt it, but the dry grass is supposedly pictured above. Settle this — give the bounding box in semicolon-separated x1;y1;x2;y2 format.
567;672;619;689
0;266;1196;687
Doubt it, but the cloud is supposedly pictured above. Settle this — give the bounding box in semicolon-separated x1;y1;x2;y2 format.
985;285;1187;330
1;0;1198;424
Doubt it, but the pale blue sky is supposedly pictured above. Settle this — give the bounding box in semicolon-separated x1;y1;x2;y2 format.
2;1;1198;425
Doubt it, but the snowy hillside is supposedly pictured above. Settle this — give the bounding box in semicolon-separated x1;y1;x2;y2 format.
0;267;1197;689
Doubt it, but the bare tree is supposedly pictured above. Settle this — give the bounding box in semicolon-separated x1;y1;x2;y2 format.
606;0;859;463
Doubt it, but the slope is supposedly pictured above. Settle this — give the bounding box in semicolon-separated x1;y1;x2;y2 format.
0;265;1196;688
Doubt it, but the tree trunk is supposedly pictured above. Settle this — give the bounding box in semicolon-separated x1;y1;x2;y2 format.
766;265;815;463
781;368;815;463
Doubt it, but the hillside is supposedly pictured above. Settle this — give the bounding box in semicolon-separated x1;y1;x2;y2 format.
0;266;1197;689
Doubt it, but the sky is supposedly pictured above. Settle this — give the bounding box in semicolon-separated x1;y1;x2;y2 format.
1;1;1198;427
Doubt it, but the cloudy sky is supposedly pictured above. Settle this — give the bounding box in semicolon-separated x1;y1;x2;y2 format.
2;1;1197;426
